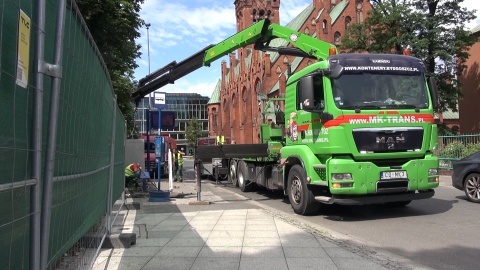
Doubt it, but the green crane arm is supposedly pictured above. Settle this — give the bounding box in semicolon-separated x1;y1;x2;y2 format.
133;19;336;104
204;19;336;65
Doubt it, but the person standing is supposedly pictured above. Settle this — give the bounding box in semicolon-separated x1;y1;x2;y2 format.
172;148;185;182
125;163;141;187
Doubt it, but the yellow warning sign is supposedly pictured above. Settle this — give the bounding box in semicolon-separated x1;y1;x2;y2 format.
16;9;31;88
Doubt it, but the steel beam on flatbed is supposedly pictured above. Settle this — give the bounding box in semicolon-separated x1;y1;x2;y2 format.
194;144;269;161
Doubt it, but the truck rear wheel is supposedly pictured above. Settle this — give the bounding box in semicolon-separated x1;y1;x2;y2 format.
228;160;238;187
287;165;320;215
237;160;252;192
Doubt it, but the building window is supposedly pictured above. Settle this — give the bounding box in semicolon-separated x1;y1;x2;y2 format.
334;31;341;45
242;88;248;102
356;1;363;23
304;27;310;35
322;19;328;34
345;16;351;29
212;108;217;128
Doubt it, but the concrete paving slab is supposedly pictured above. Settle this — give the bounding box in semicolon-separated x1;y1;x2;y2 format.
190;257;240;270
141;257;195;270
239;257;289;270
241;246;284;257
197;246;242;258
285;257;338;270
92;181;429;270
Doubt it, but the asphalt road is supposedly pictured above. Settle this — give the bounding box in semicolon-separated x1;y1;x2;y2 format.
183;159;479;270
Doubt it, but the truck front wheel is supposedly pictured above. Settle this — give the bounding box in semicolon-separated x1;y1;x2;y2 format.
287;165;320;215
237;160;252;192
229;160;238;187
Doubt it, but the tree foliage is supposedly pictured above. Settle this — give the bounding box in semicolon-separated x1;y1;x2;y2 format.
341;0;477;112
185;118;206;147
75;0;145;137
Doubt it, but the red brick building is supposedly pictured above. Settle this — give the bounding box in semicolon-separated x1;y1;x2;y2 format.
459;25;480;133
207;0;373;143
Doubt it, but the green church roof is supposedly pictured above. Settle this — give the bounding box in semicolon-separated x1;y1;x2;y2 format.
207;79;221;104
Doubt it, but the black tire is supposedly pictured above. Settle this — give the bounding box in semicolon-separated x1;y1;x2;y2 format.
287;165;320;215
237;160;253;192
228;160;238;187
463;173;480;203
384;200;412;207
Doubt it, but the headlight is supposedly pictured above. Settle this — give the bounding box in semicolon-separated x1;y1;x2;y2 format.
428;168;438;176
331;173;352;181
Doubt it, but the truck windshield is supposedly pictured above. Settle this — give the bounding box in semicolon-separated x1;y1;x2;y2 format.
331;73;429;110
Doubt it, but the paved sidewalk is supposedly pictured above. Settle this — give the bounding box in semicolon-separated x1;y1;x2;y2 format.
93;178;432;270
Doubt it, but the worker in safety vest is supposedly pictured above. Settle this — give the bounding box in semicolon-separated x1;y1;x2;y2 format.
173;148;185;182
125;163;141;187
216;135;225;145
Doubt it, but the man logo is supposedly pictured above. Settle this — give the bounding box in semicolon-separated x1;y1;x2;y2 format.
376;136;405;149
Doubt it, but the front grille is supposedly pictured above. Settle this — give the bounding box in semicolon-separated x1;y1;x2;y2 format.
353;127;423;153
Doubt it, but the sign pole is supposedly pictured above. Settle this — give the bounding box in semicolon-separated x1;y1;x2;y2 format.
157;109;162;190
148;92;170;202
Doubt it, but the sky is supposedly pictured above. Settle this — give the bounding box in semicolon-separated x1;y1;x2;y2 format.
133;0;480;100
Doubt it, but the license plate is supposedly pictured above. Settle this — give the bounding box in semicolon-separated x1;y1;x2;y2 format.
381;170;407;180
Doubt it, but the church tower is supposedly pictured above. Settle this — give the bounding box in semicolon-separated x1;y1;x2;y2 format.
234;0;280;32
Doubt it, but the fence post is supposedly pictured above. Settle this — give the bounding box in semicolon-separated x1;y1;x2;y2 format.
31;0;48;269
40;0;66;268
106;95;117;232
195;159;202;201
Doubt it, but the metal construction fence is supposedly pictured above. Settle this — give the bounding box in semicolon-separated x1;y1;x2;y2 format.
1;1;126;269
437;134;480;169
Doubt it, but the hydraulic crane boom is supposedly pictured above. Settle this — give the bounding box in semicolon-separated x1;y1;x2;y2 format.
132;19;336;103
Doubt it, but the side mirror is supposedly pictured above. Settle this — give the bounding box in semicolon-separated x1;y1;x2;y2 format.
297;76;316;110
329;64;344;79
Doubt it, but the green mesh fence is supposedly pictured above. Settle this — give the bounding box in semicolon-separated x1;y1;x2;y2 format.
0;1;37;269
0;1;126;269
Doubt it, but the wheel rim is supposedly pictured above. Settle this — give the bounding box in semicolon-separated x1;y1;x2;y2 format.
465;176;480;200
230;164;236;181
290;176;302;205
238;170;244;186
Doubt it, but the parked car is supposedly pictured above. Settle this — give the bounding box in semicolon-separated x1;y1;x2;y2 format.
452;151;480;203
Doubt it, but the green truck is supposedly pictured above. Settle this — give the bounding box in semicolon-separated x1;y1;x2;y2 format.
133;19;440;215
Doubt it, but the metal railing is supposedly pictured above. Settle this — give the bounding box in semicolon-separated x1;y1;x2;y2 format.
437;134;480;169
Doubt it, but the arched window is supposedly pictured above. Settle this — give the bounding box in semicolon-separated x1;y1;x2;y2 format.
356;1;363;23
223;98;228;112
334;31;341;45
322;19;328;34
304;27;310;35
345;16;351;29
242;87;248;102
212;108;217;128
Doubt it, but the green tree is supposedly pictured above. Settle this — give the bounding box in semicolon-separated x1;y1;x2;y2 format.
341;0;477;112
185;118;206;148
75;0;145;137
